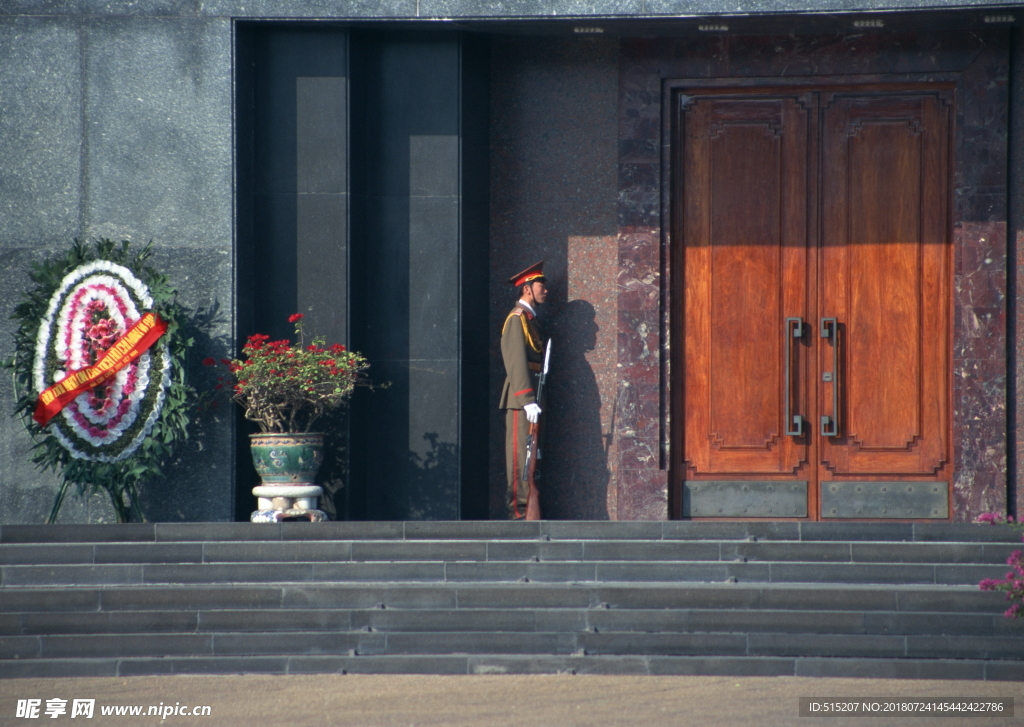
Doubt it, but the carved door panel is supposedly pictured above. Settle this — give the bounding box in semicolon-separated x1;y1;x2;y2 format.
680;92;815;517
676;85;952;520
818;92;952;479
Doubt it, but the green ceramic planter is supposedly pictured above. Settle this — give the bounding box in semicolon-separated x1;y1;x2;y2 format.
249;432;324;486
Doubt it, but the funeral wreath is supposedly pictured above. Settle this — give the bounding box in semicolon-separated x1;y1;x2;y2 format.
4;239;194;523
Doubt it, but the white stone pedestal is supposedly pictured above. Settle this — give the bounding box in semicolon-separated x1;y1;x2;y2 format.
251;485;327;522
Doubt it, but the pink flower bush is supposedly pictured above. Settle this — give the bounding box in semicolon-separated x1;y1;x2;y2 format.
975;512;1012;525
979;551;1024;619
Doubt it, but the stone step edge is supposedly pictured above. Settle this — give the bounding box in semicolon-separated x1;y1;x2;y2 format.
5;630;1023;662
0;569;1006;589
2;561;1007;573
4;606;1004;620
0;580;987;591
4;538;1020;546
3;537;1022;548
6;614;1015;638
3;543;1019;566
3;522;1020;545
3;603;1007;619
1;655;1022;680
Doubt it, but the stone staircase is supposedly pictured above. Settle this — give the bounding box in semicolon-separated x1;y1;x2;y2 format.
1;521;1022;679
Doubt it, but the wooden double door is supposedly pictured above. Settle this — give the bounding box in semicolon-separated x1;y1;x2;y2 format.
674;84;953;520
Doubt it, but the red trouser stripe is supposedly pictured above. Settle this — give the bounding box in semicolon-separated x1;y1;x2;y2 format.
511;408;522;518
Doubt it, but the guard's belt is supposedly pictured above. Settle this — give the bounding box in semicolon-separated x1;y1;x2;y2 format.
528;362;542;372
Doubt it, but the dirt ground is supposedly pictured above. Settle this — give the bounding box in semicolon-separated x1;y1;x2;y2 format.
1;675;1021;727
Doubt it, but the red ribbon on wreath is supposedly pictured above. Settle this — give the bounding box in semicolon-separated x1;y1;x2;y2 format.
33;312;167;427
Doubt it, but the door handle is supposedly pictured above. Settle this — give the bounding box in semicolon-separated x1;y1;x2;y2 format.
784;317;804;436
820;317;839;437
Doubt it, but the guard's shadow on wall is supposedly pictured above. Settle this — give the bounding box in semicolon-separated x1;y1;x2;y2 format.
314;407;350;522
401;432;459;521
541;299;610;520
306;417;459;522
141;302;235;522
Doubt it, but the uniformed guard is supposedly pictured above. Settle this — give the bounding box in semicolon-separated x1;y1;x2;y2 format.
500;261;548;519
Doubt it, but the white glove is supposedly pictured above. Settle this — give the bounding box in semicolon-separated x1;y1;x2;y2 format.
524;403;542;424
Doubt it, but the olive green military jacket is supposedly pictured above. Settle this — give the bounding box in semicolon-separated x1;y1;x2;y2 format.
499;302;544;410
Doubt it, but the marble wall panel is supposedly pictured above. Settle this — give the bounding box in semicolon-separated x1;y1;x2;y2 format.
563;235;618;519
953;471;1006;522
0;20;87;523
614;224;665;518
1018;230;1024;519
146;246;235;522
419;0;640;16
643;31;991;81
0;16;236;524
200;0;415;18
614;466;667;521
82;17;233;245
953;220;1009;522
0;18;83;245
0;249;101;524
3;0;1010;18
1012;24;1024;524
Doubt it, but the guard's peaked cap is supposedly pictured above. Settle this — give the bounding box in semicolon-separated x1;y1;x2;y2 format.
509;261;546;287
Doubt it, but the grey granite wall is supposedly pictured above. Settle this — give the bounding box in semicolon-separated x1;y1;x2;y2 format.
1012;22;1023;521
0;15;235;523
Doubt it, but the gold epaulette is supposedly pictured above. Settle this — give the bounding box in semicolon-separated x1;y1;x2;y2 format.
501;309;521;335
502;308;543;353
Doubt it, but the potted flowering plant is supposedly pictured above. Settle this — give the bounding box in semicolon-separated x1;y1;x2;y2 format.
220;313;369;434
210;314;372;521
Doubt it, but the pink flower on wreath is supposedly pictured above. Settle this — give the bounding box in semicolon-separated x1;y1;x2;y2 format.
87;387;115;416
83;315;122;367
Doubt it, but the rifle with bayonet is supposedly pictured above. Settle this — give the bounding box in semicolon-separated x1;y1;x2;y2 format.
522;339;551;521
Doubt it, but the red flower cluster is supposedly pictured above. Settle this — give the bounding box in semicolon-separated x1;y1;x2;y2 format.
211;314;370;433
